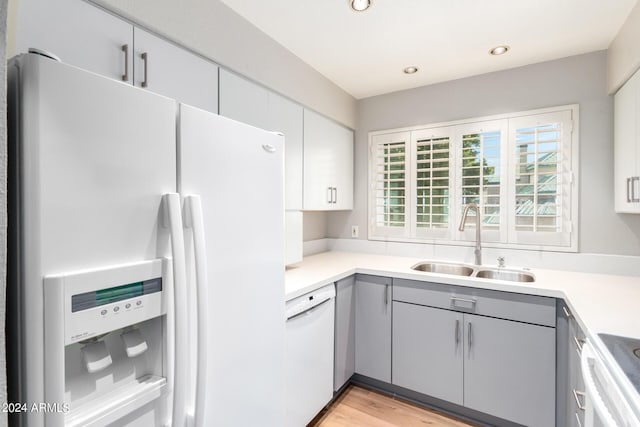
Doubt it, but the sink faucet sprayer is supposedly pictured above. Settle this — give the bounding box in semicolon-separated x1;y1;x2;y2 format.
458;203;482;266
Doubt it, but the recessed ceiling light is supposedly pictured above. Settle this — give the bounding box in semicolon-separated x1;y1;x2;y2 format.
489;45;510;56
350;0;371;12
403;66;419;74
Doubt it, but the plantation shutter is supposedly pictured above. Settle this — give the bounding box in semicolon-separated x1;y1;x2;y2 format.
456;120;508;243
411;127;454;239
370;132;411;238
508;111;574;247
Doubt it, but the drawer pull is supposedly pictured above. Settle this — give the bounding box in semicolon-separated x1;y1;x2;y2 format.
455;319;460;345
575;412;582;427
562;305;572;318
451;297;477;310
573;389;586;411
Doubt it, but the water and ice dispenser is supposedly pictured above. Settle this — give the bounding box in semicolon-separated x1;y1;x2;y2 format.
43;259;172;426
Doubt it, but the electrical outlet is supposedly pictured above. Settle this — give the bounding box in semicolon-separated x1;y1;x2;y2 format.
351;225;359;238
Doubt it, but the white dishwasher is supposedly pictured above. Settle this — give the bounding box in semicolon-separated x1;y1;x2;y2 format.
285;284;336;427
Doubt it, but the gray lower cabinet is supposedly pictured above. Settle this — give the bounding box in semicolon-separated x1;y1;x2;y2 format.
334;276;355;392
392;301;463;404
355;275;392;382
463;314;556;427
392;278;556;427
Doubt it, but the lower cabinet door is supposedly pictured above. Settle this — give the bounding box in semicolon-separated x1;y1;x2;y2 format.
392;302;463;405
334;276;355;392
463;314;556;427
355;275;391;382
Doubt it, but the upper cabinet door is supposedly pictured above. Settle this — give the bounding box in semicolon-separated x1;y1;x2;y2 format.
268;93;304;210
219;70;304;210
133;28;218;114
303;109;354;210
614;69;640;213
219;69;269;129
13;0;133;82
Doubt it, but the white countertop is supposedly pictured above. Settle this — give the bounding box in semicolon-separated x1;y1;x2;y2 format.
286;250;640;340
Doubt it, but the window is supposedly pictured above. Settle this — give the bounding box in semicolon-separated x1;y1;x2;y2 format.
368;106;578;251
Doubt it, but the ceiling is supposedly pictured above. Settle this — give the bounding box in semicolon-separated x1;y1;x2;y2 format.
219;0;638;99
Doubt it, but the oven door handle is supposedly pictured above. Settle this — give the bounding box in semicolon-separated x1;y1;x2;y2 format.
580;342;618;427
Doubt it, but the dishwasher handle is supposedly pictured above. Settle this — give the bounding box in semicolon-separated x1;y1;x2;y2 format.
286;297;332;321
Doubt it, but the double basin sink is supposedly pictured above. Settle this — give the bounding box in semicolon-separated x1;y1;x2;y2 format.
412;261;535;282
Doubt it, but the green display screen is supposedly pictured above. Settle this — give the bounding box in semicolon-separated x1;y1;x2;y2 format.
71;277;162;312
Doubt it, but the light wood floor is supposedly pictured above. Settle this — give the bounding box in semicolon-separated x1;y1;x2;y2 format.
309;385;479;427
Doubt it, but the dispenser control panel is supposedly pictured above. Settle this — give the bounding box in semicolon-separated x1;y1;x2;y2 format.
45;259;168;345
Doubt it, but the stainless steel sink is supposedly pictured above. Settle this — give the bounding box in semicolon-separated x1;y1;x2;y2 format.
411;262;475;276
474;269;535;282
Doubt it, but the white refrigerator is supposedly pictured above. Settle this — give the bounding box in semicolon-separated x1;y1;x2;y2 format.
8;52;285;427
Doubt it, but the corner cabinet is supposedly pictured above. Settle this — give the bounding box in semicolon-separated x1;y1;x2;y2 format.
303;109;354;210
334;276;355;392
614;67;640;213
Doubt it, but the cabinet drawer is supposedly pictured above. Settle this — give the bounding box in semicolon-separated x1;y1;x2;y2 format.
393;278;556;327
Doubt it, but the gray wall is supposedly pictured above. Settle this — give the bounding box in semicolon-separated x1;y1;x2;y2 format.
86;0;357;128
0;0;8;423
328;51;640;256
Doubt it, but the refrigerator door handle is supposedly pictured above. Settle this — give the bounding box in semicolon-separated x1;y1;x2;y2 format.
185;195;209;427
163;193;189;427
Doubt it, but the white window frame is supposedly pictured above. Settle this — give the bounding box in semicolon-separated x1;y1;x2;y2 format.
368;104;579;252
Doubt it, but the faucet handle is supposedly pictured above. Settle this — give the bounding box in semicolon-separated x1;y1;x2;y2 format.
497;256;505;268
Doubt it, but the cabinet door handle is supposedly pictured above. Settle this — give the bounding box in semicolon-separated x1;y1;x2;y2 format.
627;178;632;203
333;187;337;204
562;305;572;319
633;177;640;202
327;187;333;204
575;412;582;427
574;336;585;355
467;322;472;349
141;52;149;88
455;319;460;345
121;44;129;82
384;284;389;306
573;389;586;411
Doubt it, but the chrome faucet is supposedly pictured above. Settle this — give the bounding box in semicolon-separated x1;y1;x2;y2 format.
458;203;482;266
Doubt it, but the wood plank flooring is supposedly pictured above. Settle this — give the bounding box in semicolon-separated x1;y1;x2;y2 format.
309;385;479;427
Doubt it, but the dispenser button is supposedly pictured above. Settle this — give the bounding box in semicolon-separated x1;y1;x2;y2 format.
113;306;120;312
136;301;142;306
100;309;107;316
125;303;131;309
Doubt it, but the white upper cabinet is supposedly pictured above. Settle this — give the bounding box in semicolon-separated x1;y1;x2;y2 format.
13;0;133;81
268;93;304;210
614;67;640;213
303;109;354;211
13;0;218;114
219;69;304;210
219;69;269;129
133;28;218;114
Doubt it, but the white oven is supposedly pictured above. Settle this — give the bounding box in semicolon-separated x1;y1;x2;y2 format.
581;340;640;427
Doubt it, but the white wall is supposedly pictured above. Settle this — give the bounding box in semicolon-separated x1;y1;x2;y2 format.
87;0;357;128
607;0;640;93
328;51;640;256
